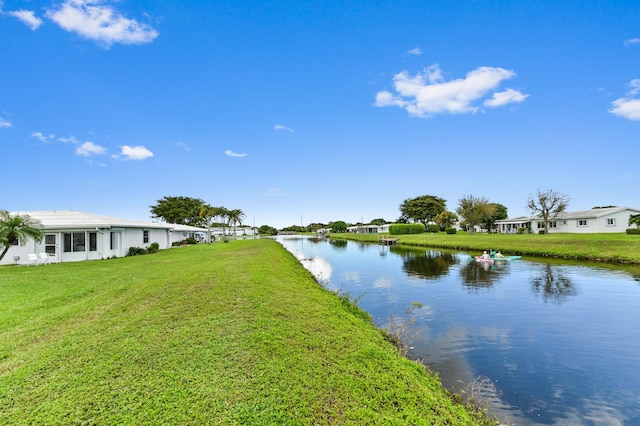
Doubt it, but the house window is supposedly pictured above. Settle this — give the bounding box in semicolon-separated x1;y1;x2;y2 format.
63;233;86;252
8;235;19;245
607;218;616;226
143;230;149;244
45;234;56;255
110;232;118;250
89;232;97;251
537;221;556;228
578;219;588;227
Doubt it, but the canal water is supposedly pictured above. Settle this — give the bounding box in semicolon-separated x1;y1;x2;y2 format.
276;236;640;426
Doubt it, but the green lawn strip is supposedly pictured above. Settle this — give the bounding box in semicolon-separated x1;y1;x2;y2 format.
0;240;494;425
330;232;640;264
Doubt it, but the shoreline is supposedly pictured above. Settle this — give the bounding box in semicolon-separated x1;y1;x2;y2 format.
327;232;640;265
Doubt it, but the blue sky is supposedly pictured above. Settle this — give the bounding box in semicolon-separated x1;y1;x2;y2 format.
1;0;639;229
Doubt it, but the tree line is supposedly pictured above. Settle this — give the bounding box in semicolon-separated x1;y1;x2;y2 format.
149;196;246;242
396;189;571;233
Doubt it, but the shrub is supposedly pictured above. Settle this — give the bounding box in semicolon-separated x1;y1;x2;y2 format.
445;228;457;234
127;247;147;256
147;242;160;253
627;228;640;235
427;224;440;233
517;227;528;234
185;237;197;245
389;223;425;235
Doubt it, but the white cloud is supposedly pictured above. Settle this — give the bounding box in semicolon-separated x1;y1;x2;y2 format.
609;98;640;120
624;38;640;46
408;47;423;56
274;124;294;133
76;141;106;156
627;79;640;96
0;117;11;128
176;142;190;151
46;0;158;47
609;79;640;120
58;135;81;144
8;10;43;30
374;64;527;117
224;149;247;158
31;132;55;141
265;187;286;197
484;88;529;108
120;145;153;160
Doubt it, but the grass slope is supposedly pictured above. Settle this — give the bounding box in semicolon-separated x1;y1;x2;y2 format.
0;239;493;425
331;232;640;264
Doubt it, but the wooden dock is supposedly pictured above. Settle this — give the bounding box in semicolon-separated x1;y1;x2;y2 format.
378;237;398;246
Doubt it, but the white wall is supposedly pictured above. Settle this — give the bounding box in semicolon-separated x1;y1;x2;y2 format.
1;227;172;266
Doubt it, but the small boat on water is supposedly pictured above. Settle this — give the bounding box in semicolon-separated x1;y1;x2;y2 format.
472;255;521;262
491;255;521;261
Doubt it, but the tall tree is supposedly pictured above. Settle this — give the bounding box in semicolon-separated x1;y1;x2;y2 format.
329;220;348;233
227;209;246;236
399;195;447;227
199;205;231;242
0;211;45;262
150;196;206;226
456;194;493;233
434;211;459;230
481;203;508;233
526;189;570;234
199;205;216;244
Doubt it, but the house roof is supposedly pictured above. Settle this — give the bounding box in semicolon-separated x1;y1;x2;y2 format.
11;210;174;230
496;207;640;223
170;224;208;232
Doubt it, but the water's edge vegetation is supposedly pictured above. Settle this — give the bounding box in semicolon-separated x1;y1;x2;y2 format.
0;239;495;425
328;232;640;265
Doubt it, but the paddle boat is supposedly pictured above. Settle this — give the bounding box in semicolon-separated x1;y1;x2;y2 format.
472;252;521;263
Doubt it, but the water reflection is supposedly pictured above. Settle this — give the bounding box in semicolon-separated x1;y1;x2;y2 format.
328;239;347;250
460;260;504;290
392;247;459;279
530;264;576;303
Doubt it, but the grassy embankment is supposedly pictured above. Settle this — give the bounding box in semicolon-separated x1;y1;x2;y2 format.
0;239;494;425
330;232;640;264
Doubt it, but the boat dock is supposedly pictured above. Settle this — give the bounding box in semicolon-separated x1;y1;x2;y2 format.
378;237;398;246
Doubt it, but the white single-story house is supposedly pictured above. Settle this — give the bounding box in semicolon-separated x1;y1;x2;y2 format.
495;207;640;234
347;224;391;234
2;210;174;266
169;224;209;244
170;225;257;244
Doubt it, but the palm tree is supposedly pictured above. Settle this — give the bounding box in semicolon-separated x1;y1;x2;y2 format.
227;209;245;236
198;204;216;244
0;210;45;262
629;214;640;228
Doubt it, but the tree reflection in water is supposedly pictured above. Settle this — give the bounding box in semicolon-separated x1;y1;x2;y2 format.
460;260;504;290
328;239;347;250
531;264;576;303
392;248;459;280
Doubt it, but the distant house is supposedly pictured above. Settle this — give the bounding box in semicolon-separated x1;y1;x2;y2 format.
2;210;174;266
170;224;209;244
347;224;391;234
495;207;640;234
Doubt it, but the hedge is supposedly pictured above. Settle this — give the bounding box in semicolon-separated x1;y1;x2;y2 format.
389;223;425;235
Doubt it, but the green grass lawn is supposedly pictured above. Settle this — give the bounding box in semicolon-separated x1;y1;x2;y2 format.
330;232;640;264
0;239;494;425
